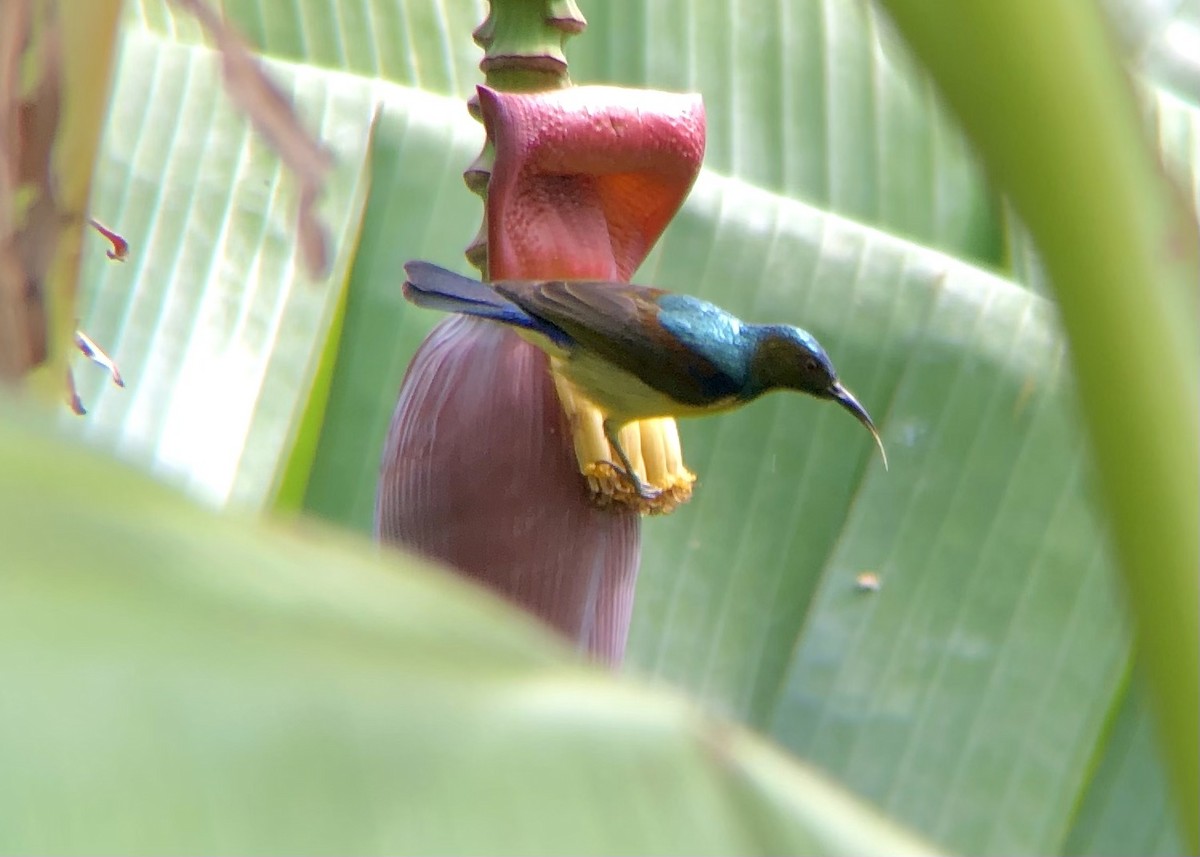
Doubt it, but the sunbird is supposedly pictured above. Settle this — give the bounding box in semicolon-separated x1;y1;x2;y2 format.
403;261;886;499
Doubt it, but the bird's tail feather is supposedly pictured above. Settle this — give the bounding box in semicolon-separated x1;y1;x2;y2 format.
403;261;519;316
402;261;570;348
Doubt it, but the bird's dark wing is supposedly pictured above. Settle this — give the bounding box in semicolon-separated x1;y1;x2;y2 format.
493;279;744;406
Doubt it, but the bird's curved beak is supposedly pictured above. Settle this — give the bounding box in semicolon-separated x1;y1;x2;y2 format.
829;382;888;470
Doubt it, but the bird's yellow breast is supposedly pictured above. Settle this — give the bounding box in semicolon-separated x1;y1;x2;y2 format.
551;351;737;424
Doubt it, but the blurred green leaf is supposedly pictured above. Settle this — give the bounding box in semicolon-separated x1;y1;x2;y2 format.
0;401;940;857
124;0;488;96
1151;83;1200;198
1065;677;1186;857
569;0;1003;265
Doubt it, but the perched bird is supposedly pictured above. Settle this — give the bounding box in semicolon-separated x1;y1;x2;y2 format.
402;261;887;499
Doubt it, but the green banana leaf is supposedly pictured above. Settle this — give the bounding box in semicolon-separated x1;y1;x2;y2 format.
32;0;1193;853
0;401;939;856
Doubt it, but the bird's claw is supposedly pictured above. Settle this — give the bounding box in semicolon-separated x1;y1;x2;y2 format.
598;459;661;501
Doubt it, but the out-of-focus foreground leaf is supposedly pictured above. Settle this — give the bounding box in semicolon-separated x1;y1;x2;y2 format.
0;400;939;857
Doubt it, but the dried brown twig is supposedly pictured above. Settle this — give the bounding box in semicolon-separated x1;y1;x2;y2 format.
0;0;58;383
172;0;334;278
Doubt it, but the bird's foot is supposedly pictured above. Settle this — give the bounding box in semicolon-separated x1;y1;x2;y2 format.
598;459;661;501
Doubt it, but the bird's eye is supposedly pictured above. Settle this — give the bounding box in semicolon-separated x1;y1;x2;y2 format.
805;358;819;372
